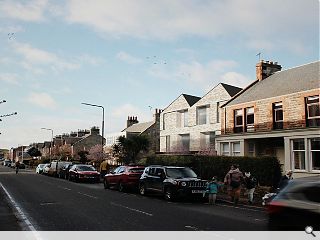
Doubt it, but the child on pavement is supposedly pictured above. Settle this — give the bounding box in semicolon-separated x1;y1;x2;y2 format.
205;177;223;205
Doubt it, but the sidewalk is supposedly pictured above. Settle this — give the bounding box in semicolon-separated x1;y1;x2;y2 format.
0;184;21;230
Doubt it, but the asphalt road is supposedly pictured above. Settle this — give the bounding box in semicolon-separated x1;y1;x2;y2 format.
0;165;268;231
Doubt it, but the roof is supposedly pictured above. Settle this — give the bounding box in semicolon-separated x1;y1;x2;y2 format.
123;121;155;133
220;83;242;97
182;94;201;106
224;61;320;107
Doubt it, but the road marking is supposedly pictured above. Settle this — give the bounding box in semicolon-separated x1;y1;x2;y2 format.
185;225;199;230
77;192;98;199
58;186;72;191
110;202;153;216
0;182;43;239
217;203;265;212
40;202;56;206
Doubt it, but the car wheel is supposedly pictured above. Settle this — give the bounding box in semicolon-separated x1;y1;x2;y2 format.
118;182;125;192
139;184;146;196
104;179;110;189
164;187;175;201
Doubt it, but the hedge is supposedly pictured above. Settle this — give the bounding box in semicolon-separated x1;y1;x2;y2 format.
145;155;281;187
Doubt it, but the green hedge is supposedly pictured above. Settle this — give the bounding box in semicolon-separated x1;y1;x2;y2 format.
146;155;281;187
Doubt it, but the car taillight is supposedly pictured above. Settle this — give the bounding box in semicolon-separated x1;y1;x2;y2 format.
267;201;286;214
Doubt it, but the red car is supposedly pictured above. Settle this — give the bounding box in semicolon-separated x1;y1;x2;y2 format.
104;166;145;192
68;164;100;183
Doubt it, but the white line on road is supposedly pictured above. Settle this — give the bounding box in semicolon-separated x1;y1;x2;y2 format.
77;191;98;199
185;225;199;230
58;186;72;191
0;182;43;240
110;202;153;216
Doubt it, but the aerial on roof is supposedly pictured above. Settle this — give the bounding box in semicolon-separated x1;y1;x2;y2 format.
182;94;201;106
224;61;320;107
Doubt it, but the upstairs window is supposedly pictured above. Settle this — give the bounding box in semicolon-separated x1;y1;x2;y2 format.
306;96;320;127
177;110;188;128
273;102;283;129
234;109;243;133
245;107;254;132
197;106;208;125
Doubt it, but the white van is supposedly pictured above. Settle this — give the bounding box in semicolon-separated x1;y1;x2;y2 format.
48;160;72;177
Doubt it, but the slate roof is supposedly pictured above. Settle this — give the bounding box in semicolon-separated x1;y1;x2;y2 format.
182;94;201;106
223;61;320;107
122;121;155;133
220;83;242;97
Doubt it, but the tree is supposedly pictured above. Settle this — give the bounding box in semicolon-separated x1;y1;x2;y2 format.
59;145;72;160
78;150;89;164
112;135;149;164
27;147;42;158
88;144;107;166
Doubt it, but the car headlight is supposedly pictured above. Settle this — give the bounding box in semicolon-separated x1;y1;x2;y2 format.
180;182;187;187
172;180;178;185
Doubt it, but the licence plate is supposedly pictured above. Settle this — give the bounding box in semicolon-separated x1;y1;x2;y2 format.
192;190;205;193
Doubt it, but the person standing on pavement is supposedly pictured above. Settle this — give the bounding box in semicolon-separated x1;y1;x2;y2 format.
244;172;257;204
204;177;223;205
278;170;293;190
224;164;243;206
15;161;20;174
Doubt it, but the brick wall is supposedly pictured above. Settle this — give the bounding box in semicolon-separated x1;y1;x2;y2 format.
221;89;319;134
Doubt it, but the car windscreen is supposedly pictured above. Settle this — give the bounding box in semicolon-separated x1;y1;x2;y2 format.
166;168;197;178
129;168;144;173
77;165;95;171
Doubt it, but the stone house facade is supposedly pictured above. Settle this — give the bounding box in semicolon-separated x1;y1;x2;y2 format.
160;83;242;153
217;60;320;178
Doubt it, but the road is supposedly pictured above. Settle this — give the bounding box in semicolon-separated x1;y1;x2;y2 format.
0;165;268;231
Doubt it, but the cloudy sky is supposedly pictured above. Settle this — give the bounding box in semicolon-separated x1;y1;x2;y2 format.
0;0;318;149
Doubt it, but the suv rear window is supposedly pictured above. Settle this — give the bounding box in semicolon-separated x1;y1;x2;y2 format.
166;168;197;178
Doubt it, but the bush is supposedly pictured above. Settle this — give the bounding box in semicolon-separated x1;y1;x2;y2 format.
145;155;281;187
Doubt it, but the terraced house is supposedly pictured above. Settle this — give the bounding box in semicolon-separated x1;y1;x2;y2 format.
160;83;242;153
217;60;320;178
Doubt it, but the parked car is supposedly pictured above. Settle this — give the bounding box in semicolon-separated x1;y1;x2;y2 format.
104;165;145;191
68;164;100;183
48;160;72;177
18;162;26;169
139;166;207;201
42;163;50;175
10;162;16;168
267;176;320;230
3;160;12;167
58;163;73;179
36;164;46;174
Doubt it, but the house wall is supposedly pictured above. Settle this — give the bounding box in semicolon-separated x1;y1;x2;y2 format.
72;135;105;156
160;84;233;152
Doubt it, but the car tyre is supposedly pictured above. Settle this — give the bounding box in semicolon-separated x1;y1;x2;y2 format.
139;183;146;196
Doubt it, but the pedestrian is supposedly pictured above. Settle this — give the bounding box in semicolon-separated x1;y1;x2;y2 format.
278;170;293;190
224;164;243;206
15;161;20;174
244;172;257;204
204;177;223;205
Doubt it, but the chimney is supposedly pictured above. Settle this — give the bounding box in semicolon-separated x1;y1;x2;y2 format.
127;116;139;128
256;60;282;81
90;126;100;135
153;108;162;122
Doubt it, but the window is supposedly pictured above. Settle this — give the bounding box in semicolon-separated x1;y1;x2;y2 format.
178;110;188;127
166;136;170;152
221;143;230;156
248;142;255;157
162;113;166;130
310;138;320;170
180;134;190;151
234;109;243;133
306;96;320;127
197;106;208;125
232;142;241;156
273;102;283;129
292;139;306;170
200;132;215;149
245;107;254;132
216;102;220;123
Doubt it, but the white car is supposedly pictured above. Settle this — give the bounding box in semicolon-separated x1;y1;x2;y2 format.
36;164;46;174
42;164;50;175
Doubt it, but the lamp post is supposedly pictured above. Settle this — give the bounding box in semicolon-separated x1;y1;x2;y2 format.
81;102;105;164
41;128;53;162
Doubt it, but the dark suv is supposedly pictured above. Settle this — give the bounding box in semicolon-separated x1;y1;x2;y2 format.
139;165;207;201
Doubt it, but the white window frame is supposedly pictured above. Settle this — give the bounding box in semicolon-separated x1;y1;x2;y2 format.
306;96;320;119
291;139;307;171
245;107;254;132
234;109;243;127
221;142;230;156
232;142;241;156
197;106;208;125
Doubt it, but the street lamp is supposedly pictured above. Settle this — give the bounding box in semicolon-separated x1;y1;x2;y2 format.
41;128;53;162
81;102;105;165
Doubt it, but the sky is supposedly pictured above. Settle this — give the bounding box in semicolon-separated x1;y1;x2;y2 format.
0;0;318;149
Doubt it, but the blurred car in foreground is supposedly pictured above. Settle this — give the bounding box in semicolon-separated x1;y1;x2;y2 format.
104;166;145;191
267;176;320;230
69;164;100;183
36;164;45;174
